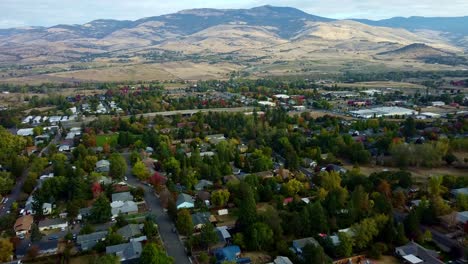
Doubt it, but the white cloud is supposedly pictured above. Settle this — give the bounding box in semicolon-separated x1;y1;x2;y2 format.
0;0;467;28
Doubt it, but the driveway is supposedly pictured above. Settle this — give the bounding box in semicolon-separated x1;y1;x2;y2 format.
124;154;190;264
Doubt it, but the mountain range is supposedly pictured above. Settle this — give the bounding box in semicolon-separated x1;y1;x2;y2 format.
0;5;467;83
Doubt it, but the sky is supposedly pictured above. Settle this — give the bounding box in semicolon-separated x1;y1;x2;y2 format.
1;0;467;28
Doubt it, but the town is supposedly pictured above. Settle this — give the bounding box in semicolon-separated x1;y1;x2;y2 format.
0;77;466;264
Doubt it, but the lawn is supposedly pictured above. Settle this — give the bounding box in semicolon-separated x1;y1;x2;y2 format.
96;134;118;147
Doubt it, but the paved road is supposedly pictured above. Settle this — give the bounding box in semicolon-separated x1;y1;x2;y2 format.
123;155;191;264
0;132;61;217
62;107;255;128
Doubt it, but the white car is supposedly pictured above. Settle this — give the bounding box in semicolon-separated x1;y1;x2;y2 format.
124;176;128;181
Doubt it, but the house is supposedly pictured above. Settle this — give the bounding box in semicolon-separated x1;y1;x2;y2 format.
216;226;232;245
176;193;195;209
38;218;68;231
439;211;468;228
195;179;214;191
112;192;134;203
77;207;92;221
77;231;108;251
213;245;241;263
58;144;70;152
451;187;468;197
42;203;53;215
14;215;34;235
96;159;110;173
111;201;138;217
192;212;215;230
15;240;58;258
117;224;142;240
395;241;444;264
106;241;142;263
206;134;226;145
197;191;211;206
322;164;347;174
292;237;319;255
17;128;34;136
271;256;293;264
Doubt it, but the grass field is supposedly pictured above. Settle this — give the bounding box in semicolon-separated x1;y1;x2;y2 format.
332;81;426;89
96;134;118;147
344;164;468;180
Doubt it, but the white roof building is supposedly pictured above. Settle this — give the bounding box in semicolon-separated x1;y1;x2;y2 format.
258;101;276;107
17;128;34;136
274;94;290;99
350;107;415;119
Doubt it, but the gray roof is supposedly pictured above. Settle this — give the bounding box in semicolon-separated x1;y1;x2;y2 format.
293;237;319;250
77;231;108;251
106;241;142;261
395;241;443;264
112;201;138;216
274;256;293;264
117;224;142;240
79;207;91;216
38;218;67;228
176;193;194;207
194;179;213;191
451;187;468;196
112;192;134;202
191;212;211;226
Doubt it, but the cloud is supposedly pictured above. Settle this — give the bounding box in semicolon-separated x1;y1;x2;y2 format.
0;0;467;28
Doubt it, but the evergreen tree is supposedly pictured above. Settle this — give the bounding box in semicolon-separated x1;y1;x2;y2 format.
237;182;257;231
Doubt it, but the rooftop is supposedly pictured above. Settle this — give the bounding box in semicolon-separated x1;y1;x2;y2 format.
112;192;134;202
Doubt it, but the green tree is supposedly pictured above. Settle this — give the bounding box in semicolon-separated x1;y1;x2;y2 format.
237;182;257;231
176;209;193;236
82;155;98;173
140;243;174;264
109;153;127;180
211;189;230;207
30;223;43;242
0;239;13;262
200;223;218;250
0;172;14;195
282;179;303;196
336;232;353;258
402;117;416;138
132;160;150;180
351;185;370;220
302;243;332;264
249;222;273;250
143;220;159;240
308;201;328;234
90;194;112;223
351;217;380;250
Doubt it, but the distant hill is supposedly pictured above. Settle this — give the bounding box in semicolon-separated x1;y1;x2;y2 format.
377;43;453;58
355;16;468;36
0;5;466;83
377;43;468;66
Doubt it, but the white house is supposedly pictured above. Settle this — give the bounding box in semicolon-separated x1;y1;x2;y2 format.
17;128;34;136
38;218;68;231
176;193;195;209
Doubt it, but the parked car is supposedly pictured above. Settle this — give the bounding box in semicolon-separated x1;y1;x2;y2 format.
48;235;58;240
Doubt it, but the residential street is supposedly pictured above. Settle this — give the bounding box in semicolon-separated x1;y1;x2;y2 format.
124;155;191;264
0;132;61;217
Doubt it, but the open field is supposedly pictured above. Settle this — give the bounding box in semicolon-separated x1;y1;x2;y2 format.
0;61;242;84
96;134;118;147
332;81;426;89
345;164;468;180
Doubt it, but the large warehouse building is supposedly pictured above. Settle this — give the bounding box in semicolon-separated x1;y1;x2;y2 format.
350;107;416;119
